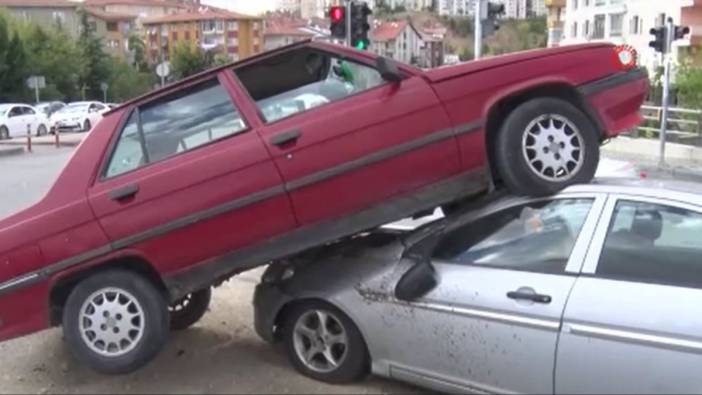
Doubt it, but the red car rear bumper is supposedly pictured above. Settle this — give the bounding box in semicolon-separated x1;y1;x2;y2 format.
579;68;649;138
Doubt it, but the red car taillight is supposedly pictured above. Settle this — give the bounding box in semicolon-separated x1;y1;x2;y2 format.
613;45;638;71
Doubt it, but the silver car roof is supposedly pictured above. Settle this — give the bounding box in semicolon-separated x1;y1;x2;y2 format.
562;177;702;206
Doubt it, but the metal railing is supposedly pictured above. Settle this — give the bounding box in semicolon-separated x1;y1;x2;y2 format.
630;105;702;146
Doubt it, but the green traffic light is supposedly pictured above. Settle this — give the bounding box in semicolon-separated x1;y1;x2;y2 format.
355;41;366;50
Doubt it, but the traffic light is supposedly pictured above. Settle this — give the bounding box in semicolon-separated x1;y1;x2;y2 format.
482;1;505;37
350;2;372;50
329;6;346;39
675;25;690;40
649;26;667;54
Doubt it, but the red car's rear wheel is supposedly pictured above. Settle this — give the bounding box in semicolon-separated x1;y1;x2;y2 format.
495;97;600;197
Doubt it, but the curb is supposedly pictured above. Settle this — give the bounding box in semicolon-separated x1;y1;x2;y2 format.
0;141;81;148
0;147;25;158
670;167;702;183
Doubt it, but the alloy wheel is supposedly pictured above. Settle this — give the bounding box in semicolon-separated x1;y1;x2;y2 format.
521;114;585;182
293;309;349;374
79;287;145;357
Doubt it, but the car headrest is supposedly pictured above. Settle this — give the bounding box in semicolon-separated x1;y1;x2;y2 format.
631;209;663;242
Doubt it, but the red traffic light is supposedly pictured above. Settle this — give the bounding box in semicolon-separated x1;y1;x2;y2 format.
330;6;345;23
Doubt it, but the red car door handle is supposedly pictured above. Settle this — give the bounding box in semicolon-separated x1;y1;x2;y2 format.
270;129;301;147
110;184;140;201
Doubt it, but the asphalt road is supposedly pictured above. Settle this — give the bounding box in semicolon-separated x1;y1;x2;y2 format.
0;147;417;394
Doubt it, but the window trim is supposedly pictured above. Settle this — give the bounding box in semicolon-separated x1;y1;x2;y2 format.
97;74;251;182
424;193;605;276
231;48;405;126
581;194;702;282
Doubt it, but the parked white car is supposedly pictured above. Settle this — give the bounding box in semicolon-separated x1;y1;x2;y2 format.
50;101;109;133
0;104;50;140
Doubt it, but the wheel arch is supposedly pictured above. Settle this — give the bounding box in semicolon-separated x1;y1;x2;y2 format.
48;255;168;326
482;81;604;184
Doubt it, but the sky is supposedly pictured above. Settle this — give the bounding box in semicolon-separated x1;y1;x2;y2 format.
201;0;276;16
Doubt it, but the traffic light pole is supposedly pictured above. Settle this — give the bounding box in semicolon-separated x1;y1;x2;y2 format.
659;17;675;167
474;0;482;59
346;0;353;47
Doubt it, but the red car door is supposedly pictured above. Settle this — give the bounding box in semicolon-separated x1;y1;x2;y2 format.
87;73;295;276
234;46;464;227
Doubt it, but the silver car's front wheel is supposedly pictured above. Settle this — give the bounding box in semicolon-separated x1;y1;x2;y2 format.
293;309;349;373
522;114;585;183
283;301;369;383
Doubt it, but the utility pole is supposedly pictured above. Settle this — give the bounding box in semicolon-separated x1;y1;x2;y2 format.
346;0;353;47
160;24;166;87
658;17;674;167
474;0;482;59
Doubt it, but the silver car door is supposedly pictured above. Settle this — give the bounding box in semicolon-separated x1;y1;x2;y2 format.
556;195;702;394
360;193;605;394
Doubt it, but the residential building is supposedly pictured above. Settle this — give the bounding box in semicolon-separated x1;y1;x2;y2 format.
503;0;547;19
85;0;188;20
371;20;424;65
437;0;475;16
85;7;137;58
561;0;702;74
142;8;264;64
276;0;302;14
386;0;432;10
264;26;316;49
0;0;82;37
545;0;566;47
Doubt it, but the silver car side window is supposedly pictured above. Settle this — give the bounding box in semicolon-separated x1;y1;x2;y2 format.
597;201;702;288
433;198;594;274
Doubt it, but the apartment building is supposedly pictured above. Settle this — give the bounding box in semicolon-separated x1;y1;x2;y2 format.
561;0;702;73
437;0;475;16
0;0;82;37
503;0;547;18
143;8;264;64
371;20;424;64
85;7;137;58
85;0;188;19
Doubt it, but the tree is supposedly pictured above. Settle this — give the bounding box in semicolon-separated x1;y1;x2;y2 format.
171;42;214;79
128;34;148;72
77;10;110;100
0;12;28;102
109;58;155;102
21;24;82;101
676;48;702;109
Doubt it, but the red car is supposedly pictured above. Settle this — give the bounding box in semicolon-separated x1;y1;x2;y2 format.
0;40;647;373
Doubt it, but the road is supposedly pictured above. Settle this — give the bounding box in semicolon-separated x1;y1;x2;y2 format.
0;147;416;394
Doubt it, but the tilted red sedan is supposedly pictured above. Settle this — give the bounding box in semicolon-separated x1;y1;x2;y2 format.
0;40;647;373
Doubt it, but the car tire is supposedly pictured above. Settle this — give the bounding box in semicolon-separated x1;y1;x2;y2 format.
83;119;92;133
495;97;600;197
282;301;369;384
62;270;169;374
0;126;8;140
37;124;47;137
168;288;212;331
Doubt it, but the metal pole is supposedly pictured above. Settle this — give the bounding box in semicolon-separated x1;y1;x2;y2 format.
346;0;353;47
474;0;482;59
34;83;39;104
103;88;107;104
659;17;674;167
160;25;166;87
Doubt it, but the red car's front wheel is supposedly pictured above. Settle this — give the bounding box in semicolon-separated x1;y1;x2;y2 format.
495;97;600;197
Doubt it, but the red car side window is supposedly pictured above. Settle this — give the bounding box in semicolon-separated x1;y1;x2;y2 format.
104;79;247;179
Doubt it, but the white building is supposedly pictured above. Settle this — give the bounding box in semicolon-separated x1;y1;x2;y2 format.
300;0;330;18
371;20;425;65
561;0;688;74
386;0;433;10
438;0;475;16
502;0;547;19
276;0;302;13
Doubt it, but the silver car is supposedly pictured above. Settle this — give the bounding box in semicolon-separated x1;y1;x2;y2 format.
254;179;702;394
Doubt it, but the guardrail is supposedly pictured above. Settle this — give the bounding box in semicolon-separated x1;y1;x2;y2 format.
631;105;702;146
